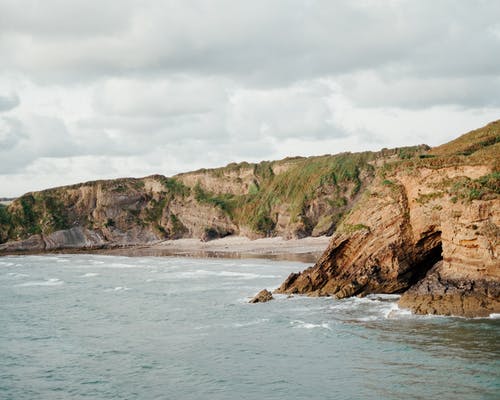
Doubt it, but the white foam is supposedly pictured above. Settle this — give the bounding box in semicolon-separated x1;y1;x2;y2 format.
176;269;278;280
290;320;332;330
328;295;412;321
489;313;500;319
366;294;401;301
112;286;130;291
0;262;15;267
386;306;413;319
7;272;30;278
233;318;270;327
80;272;99;277
17;278;63;287
107;263;139;269
357;316;379;322
218;271;279;279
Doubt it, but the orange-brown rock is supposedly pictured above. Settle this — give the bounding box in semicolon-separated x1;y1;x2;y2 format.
399;261;499;317
277;121;499;317
249;289;274;303
1;145;417;252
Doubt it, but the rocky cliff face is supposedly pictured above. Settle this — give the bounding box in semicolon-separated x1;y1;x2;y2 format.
277;121;499;317
1;120;498;317
0;146;424;252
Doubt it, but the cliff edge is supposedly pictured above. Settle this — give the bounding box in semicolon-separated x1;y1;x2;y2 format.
276;121;499;317
0;146;426;252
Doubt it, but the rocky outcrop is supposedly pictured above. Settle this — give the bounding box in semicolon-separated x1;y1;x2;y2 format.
249;289;274;303
1;120;498;317
1;146;421;253
399;261;500;317
0;227;107;253
276;121;499;317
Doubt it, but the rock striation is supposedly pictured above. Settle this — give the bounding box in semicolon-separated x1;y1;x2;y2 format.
1;118;499;317
0;146;425;252
276;121;500;317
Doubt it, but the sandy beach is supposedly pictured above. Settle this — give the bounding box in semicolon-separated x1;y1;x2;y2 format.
100;235;332;263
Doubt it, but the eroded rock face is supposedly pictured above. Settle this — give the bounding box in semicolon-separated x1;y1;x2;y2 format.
4;143;423;252
0;227;108;253
0;234;46;253
249;289;274;303
399;262;500;317
276;162;499;317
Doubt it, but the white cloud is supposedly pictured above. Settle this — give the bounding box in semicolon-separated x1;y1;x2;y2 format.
0;92;20;112
338;72;500;108
226;82;338;140
0;0;499;196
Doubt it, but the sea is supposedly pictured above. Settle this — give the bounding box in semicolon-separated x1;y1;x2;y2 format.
0;254;498;400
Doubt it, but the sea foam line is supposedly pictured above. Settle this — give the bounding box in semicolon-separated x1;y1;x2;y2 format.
16;278;64;287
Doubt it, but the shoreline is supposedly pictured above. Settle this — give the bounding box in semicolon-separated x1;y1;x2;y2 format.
0;235;331;264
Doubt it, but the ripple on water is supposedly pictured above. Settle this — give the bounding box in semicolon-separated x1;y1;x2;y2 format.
0;254;498;400
16;278;64;287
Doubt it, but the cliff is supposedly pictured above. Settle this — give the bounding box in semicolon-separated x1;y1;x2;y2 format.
1;120;498;317
276;120;500;317
0;146;427;252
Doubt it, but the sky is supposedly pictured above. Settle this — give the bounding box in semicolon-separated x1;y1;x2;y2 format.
1;0;499;197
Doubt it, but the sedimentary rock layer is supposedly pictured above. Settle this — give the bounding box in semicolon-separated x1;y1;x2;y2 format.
0;146;424;251
276;121;499;317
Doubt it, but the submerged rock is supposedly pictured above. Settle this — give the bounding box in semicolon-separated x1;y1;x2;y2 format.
249;289;273;303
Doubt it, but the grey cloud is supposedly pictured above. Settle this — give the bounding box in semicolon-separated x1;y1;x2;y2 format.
1;1;498;88
0;93;20;112
1;0;499;196
226;82;340;140
339;74;500;109
0;0;133;37
94;76;229;117
0;116;77;173
0;116;27;150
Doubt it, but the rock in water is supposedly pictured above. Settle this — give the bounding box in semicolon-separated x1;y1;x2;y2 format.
399;261;500;318
276;121;500;317
249;289;273;303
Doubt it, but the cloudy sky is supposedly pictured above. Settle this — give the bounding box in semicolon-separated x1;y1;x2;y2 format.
1;0;499;197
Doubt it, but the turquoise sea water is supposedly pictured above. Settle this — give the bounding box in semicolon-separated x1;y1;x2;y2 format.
0;254;498;400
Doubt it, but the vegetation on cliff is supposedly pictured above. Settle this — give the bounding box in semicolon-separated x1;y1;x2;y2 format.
0;144;428;245
276;120;499;317
1;120;498;318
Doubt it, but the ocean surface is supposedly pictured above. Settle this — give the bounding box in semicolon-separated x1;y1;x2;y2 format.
0;255;498;400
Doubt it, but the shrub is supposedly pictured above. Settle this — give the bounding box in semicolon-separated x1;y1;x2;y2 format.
105;218;115;227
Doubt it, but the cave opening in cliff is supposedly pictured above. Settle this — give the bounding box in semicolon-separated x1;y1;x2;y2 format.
409;231;443;286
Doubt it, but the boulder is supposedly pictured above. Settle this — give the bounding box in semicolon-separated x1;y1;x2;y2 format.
249;289;273;303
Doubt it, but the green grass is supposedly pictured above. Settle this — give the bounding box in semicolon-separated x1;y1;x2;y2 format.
2;121;497;243
43;195;69;231
248;182;259;195
415;191;445;205
145;198;168;223
169;213;187;236
447;172;500;202
430;120;500;157
0;204;11;225
228;152;377;234
159;177;190;197
194;183;236;215
104;218;115;228
341;223;370;233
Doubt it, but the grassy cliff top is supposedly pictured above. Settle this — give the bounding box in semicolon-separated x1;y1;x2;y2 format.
430;120;499;158
1;120;498;245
